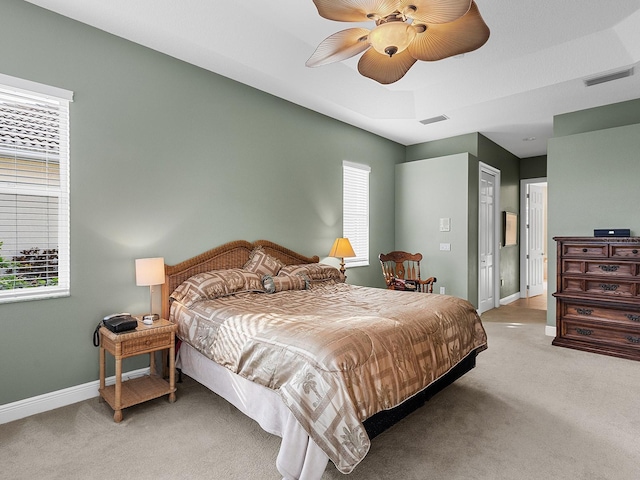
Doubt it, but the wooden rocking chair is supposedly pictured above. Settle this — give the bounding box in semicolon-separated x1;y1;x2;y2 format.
379;251;437;293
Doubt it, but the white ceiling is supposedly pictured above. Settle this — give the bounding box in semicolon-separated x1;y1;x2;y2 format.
26;0;640;158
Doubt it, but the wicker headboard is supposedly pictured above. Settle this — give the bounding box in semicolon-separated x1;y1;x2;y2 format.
161;239;320;319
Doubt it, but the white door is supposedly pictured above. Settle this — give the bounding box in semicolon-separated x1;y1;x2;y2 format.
478;167;497;313
527;184;546;297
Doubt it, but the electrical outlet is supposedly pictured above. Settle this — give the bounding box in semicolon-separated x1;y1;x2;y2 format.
439;287;445;295
439;243;451;251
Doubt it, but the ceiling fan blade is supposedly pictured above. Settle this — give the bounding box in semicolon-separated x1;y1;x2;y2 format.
408;1;489;61
357;48;417;84
306;28;371;67
312;0;400;22
401;0;471;24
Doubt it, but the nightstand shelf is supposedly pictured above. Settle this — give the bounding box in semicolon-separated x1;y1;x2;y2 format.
100;375;171;412
98;318;177;422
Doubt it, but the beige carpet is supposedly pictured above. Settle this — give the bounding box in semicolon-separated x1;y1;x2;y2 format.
2;306;639;480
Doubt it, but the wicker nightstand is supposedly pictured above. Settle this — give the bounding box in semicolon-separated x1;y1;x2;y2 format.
98;318;177;422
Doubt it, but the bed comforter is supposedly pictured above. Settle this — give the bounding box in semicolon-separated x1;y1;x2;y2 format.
170;282;487;473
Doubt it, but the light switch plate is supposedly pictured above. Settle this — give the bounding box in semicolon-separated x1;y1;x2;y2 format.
439;243;451;251
439;218;451;232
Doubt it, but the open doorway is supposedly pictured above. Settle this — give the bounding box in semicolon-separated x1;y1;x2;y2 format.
520;178;548;308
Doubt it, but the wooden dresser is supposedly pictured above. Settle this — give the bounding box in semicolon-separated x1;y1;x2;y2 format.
553;236;640;361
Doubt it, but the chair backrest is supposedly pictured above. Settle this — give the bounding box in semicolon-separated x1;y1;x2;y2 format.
379;251;423;286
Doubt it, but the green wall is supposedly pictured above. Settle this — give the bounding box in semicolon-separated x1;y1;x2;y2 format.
395;154;472;299
404;133;521;305
547;100;640;326
520;155;547;179
0;0;402;405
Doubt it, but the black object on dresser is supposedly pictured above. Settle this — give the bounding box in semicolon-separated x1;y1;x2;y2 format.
553;236;640;361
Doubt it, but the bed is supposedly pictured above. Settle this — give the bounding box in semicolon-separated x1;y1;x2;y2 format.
161;240;487;479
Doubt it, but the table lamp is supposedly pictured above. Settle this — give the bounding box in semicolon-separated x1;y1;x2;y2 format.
135;257;165;324
328;237;356;276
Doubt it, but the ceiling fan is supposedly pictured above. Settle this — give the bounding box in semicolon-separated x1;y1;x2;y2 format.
306;0;490;84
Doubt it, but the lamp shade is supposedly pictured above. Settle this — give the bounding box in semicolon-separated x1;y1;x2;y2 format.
328;238;356;258
135;257;166;286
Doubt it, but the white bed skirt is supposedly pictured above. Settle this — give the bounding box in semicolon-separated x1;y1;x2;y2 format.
177;342;329;480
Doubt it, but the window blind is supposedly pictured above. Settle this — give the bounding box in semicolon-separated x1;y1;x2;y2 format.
343;161;370;268
0;77;71;303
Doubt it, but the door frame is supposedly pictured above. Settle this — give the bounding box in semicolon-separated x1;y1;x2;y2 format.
478;162;501;313
520;177;548;298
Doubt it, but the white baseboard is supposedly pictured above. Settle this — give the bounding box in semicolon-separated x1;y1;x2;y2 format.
500;292;521;305
0;367;149;425
545;325;556;337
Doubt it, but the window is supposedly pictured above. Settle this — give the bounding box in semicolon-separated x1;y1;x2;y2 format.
342;161;370;268
0;74;72;303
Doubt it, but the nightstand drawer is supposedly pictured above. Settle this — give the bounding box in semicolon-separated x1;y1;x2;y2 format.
121;332;172;355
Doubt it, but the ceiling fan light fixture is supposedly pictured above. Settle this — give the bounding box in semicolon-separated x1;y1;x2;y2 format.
307;0;489;84
369;21;416;57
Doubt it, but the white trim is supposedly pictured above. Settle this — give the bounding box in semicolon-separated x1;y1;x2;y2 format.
500;291;521;305
342;161;370;267
519;177;548;298
545;325;556;337
0;367;149;424
478;162;501;313
0;72;74;102
342;160;371;172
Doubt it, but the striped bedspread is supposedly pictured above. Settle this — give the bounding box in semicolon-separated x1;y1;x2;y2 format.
171;282;487;473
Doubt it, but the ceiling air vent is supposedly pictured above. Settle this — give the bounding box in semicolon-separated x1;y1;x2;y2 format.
419;115;449;125
584;67;634;87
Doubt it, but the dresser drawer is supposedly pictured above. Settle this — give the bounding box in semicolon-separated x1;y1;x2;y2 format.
610;245;640;259
562;302;640;327
562;243;608;258
121;332;172;356
585;279;634;297
561;277;584;293
561;319;640;349
585;261;636;277
562;260;584;275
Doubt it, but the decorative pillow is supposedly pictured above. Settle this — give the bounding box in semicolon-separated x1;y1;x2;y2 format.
243;247;285;277
262;274;307;293
277;263;344;283
170;268;264;307
390;278;418;291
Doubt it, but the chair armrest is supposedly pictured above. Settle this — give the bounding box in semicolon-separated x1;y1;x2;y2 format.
416;277;437;293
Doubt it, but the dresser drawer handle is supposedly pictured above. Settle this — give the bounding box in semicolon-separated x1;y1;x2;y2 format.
625;314;640;322
582;248;588;253
633;250;639;254
576;328;593;336
626;336;640;344
600;283;619;291
598;265;619;272
576;308;593;315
